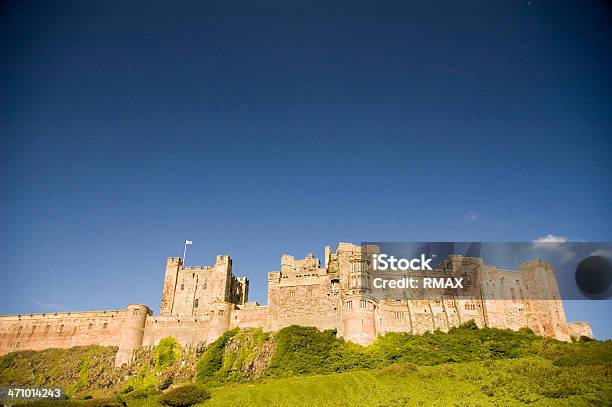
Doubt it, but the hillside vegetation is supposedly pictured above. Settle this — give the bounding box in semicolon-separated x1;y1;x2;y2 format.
1;323;610;406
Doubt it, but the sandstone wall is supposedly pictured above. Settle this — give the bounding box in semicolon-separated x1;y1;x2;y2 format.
0;309;127;356
266;270;338;332
568;322;593;339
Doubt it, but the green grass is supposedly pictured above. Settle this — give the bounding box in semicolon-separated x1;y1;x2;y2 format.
199;358;611;407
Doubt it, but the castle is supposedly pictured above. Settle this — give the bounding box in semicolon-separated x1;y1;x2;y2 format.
0;243;593;366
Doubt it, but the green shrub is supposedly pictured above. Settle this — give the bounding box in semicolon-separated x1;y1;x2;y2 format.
195;329;239;383
155;337;180;370
158;384;211;407
455;319;479;331
66;356;90;398
159;375;174;390
119;365;157;394
0;352;16;369
268;326;370;377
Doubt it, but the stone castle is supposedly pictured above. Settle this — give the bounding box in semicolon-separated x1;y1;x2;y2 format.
0;243;593;366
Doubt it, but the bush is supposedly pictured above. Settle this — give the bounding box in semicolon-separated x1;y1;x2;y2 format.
155;337;180;370
0;352;16;369
158;384;211;407
119;365;157;394
159;375;174;390
195;329;239;383
268;326;370;377
66;357;90;398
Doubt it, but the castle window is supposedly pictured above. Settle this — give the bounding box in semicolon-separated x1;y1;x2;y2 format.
464;304;476;311
288;291;295;299
103;323;108;329
194;299;199;308
133;309;140;316
59;325;64;333
181;284;184;290
345;301;353;310
17;326;22;336
44;325;50;334
360;300;368;309
32;326;36;333
394;312;404;319
218;310;224;316
88;324;93;330
203;282;207;289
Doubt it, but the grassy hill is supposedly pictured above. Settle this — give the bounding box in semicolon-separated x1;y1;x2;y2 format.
1;323;610;406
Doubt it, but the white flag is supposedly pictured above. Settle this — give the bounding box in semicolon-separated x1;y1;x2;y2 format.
185;240;193;245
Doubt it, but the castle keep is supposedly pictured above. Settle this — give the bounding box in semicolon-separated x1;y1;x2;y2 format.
0;243;593;366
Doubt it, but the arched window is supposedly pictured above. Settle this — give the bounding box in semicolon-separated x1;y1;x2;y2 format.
194;299;199;308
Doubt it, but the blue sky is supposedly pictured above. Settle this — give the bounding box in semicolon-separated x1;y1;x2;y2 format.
1;1;611;337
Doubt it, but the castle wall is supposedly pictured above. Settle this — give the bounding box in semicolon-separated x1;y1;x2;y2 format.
0;310;127;357
266;268;338;332
229;303;267;330
142;316;212;348
568;322;593;339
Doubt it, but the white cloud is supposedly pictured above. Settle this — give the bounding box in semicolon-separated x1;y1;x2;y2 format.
466;211;480;222
532;234;575;263
533;234;568;243
590;249;612;259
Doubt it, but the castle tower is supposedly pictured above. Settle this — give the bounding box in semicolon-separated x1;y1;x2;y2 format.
519;259;571;341
115;304;151;366
160;257;182;316
206;302;233;344
340;255;377;345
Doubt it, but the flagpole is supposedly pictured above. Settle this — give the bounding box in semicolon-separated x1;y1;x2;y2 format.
183;240;193;266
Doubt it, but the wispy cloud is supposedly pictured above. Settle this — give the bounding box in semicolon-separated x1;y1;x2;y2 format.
533;234;568;243
532;234;575;263
466;211;480;222
32;299;68;311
